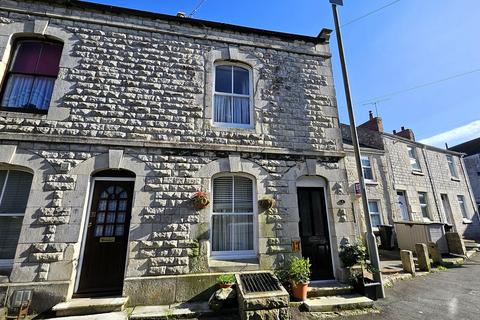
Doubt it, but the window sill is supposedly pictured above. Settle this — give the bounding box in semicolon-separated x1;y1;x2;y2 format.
365;180;378;186
411;170;425;176
451;177;461;182
209;257;259;273
462;218;472;224
0;109;47;119
210;123;256;132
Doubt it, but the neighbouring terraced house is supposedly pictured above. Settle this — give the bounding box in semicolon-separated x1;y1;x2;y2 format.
0;0;358;313
342;112;480;251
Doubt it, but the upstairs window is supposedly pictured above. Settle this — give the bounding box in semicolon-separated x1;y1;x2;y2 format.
0;170;33;266
1;39;63;113
361;156;374;181
407;146;421;172
211;175;255;258
446;155;458;178
213;64;252;127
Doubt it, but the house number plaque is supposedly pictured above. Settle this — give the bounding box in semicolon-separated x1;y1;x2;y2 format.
291;240;301;252
99;237;115;243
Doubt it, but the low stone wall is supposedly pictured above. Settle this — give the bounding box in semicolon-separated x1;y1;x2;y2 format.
123;273;221;306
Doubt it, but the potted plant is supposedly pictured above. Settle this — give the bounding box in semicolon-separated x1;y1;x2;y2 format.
288;256;311;301
258;196;276;211
339;241;381;301
217;274;236;289
192;191;210;210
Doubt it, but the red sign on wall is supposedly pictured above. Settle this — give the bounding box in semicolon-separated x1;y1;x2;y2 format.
354;183;362;198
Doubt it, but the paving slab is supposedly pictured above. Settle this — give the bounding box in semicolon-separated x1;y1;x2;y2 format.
131;302;213;319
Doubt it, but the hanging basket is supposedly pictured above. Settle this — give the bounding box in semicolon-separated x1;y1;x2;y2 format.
258;198;276;210
192;192;210;210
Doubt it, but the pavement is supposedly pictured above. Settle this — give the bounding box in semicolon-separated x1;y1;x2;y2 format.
347;252;480;320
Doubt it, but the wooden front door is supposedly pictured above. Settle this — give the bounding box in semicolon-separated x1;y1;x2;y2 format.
77;180;134;296
297;187;334;280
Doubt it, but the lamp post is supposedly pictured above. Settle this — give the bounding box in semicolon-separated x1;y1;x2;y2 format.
329;0;385;298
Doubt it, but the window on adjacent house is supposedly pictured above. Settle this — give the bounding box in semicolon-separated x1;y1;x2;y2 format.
0;170;33;266
368;200;381;227
418;192;429;220
211;175;255;257
0;39;63;113
361;156;374;181
407;146;421;172
213;64;252;127
446;155;458;178
457;195;469;219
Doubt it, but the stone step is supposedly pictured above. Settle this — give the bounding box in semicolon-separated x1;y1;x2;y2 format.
307;282;353;298
130;302;236;319
46;311;128;320
52;297;129;317
303;294;374;312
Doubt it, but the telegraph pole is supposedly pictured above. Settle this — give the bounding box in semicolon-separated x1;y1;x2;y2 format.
329;0;385;298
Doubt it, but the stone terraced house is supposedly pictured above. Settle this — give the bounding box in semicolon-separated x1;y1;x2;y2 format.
0;0;359;313
342;113;480;248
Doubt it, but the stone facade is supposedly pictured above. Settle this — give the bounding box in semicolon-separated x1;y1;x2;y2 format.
342;118;480;243
0;0;356;313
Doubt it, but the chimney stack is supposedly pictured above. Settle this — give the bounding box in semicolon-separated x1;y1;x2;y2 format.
394;126;415;141
358;111;384;133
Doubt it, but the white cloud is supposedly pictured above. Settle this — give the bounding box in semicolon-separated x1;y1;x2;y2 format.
419;120;480;148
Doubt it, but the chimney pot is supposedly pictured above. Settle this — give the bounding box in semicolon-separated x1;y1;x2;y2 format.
393;130;397;134
401;126;405;131
369;110;374;120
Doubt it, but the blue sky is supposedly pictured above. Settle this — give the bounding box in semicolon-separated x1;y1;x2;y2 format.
86;0;480;147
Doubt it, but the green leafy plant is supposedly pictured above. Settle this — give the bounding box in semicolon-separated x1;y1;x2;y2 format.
339;241;368;268
287;256;311;284
217;274;236;285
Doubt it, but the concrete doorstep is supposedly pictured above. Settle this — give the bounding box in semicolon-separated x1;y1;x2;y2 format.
47;311;128;320
303;294;374;312
51;297;129;317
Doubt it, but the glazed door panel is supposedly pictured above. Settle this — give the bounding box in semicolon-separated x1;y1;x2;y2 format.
297;187;334;280
77;180;134;296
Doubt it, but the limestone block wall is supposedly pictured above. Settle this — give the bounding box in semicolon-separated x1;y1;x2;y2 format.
0;0;342;154
0;141;353;306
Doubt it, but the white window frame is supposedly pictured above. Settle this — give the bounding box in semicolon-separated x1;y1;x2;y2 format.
210;173;257;259
418;192;430;221
0;169;32;267
361;155;375;182
446;155;458;178
367;200;382;230
457;195;469;219
212;62;254;129
407;146;422;172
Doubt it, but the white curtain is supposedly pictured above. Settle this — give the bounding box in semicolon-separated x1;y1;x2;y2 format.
212;215;253;251
214;95;250;124
233;97;250;124
214;95;232;124
1;74;55;110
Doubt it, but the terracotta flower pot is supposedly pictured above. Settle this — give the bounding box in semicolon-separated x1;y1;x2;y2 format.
219;283;233;289
291;282;309;301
